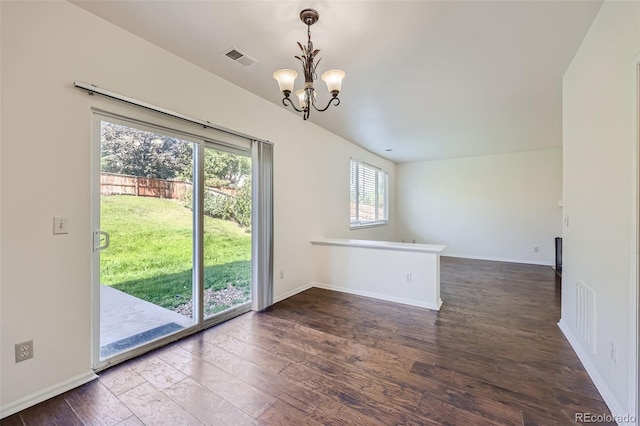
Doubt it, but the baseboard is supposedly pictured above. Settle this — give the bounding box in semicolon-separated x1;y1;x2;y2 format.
312;282;442;311
273;283;313;304
444;252;554;267
1;370;97;419
558;319;633;424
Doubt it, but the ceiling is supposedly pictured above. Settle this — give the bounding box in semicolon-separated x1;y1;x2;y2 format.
72;0;602;163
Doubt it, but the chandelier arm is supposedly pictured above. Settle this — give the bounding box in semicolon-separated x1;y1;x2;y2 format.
282;96;305;113
312;96;341;112
283;96;311;120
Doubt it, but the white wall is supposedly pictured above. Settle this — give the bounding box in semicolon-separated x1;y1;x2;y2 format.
561;0;639;420
0;1;395;414
396;149;562;265
311;239;444;310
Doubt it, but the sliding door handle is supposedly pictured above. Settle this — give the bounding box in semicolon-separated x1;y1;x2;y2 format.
93;230;110;251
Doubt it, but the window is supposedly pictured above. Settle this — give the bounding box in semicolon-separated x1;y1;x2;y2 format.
350;159;388;227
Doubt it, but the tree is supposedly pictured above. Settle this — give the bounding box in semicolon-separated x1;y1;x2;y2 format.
204;151;250;188
179;150;251;188
101;122;193;180
101;121;251;189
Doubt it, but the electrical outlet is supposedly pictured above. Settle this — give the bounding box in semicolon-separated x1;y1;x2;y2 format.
279;270;284;279
15;340;33;363
404;273;412;283
533;246;539;253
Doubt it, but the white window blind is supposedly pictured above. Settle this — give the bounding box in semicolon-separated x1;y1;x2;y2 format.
350;159;388;227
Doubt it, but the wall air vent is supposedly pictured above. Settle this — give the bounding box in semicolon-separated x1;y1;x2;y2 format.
223;47;257;67
576;280;596;353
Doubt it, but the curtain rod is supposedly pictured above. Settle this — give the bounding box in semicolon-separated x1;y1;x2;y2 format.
73;81;271;145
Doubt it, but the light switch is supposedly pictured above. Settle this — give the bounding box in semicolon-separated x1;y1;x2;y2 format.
53;217;69;234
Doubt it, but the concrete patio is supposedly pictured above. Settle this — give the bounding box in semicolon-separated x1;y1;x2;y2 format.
100;285;193;358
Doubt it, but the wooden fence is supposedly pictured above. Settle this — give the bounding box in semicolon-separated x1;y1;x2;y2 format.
101;172;192;200
100;173;237;200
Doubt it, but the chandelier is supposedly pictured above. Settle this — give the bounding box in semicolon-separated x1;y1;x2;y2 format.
273;8;345;120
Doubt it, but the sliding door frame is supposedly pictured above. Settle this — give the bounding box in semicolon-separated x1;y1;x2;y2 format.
633;57;639;426
89;104;268;371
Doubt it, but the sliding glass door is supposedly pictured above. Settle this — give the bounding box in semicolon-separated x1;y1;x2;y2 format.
93;114;252;367
202;146;252;319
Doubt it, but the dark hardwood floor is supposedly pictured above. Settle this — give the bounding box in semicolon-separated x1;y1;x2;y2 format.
2;257;612;425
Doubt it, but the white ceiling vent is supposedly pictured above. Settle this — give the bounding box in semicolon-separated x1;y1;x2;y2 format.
223;47;257;67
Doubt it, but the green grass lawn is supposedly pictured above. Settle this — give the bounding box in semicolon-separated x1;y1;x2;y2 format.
100;195;251;311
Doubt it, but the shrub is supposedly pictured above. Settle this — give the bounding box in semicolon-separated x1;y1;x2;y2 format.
234;178;251;229
204;192;235;221
180;178;251;230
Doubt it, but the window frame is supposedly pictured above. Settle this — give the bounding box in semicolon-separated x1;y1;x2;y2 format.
350;159;389;229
